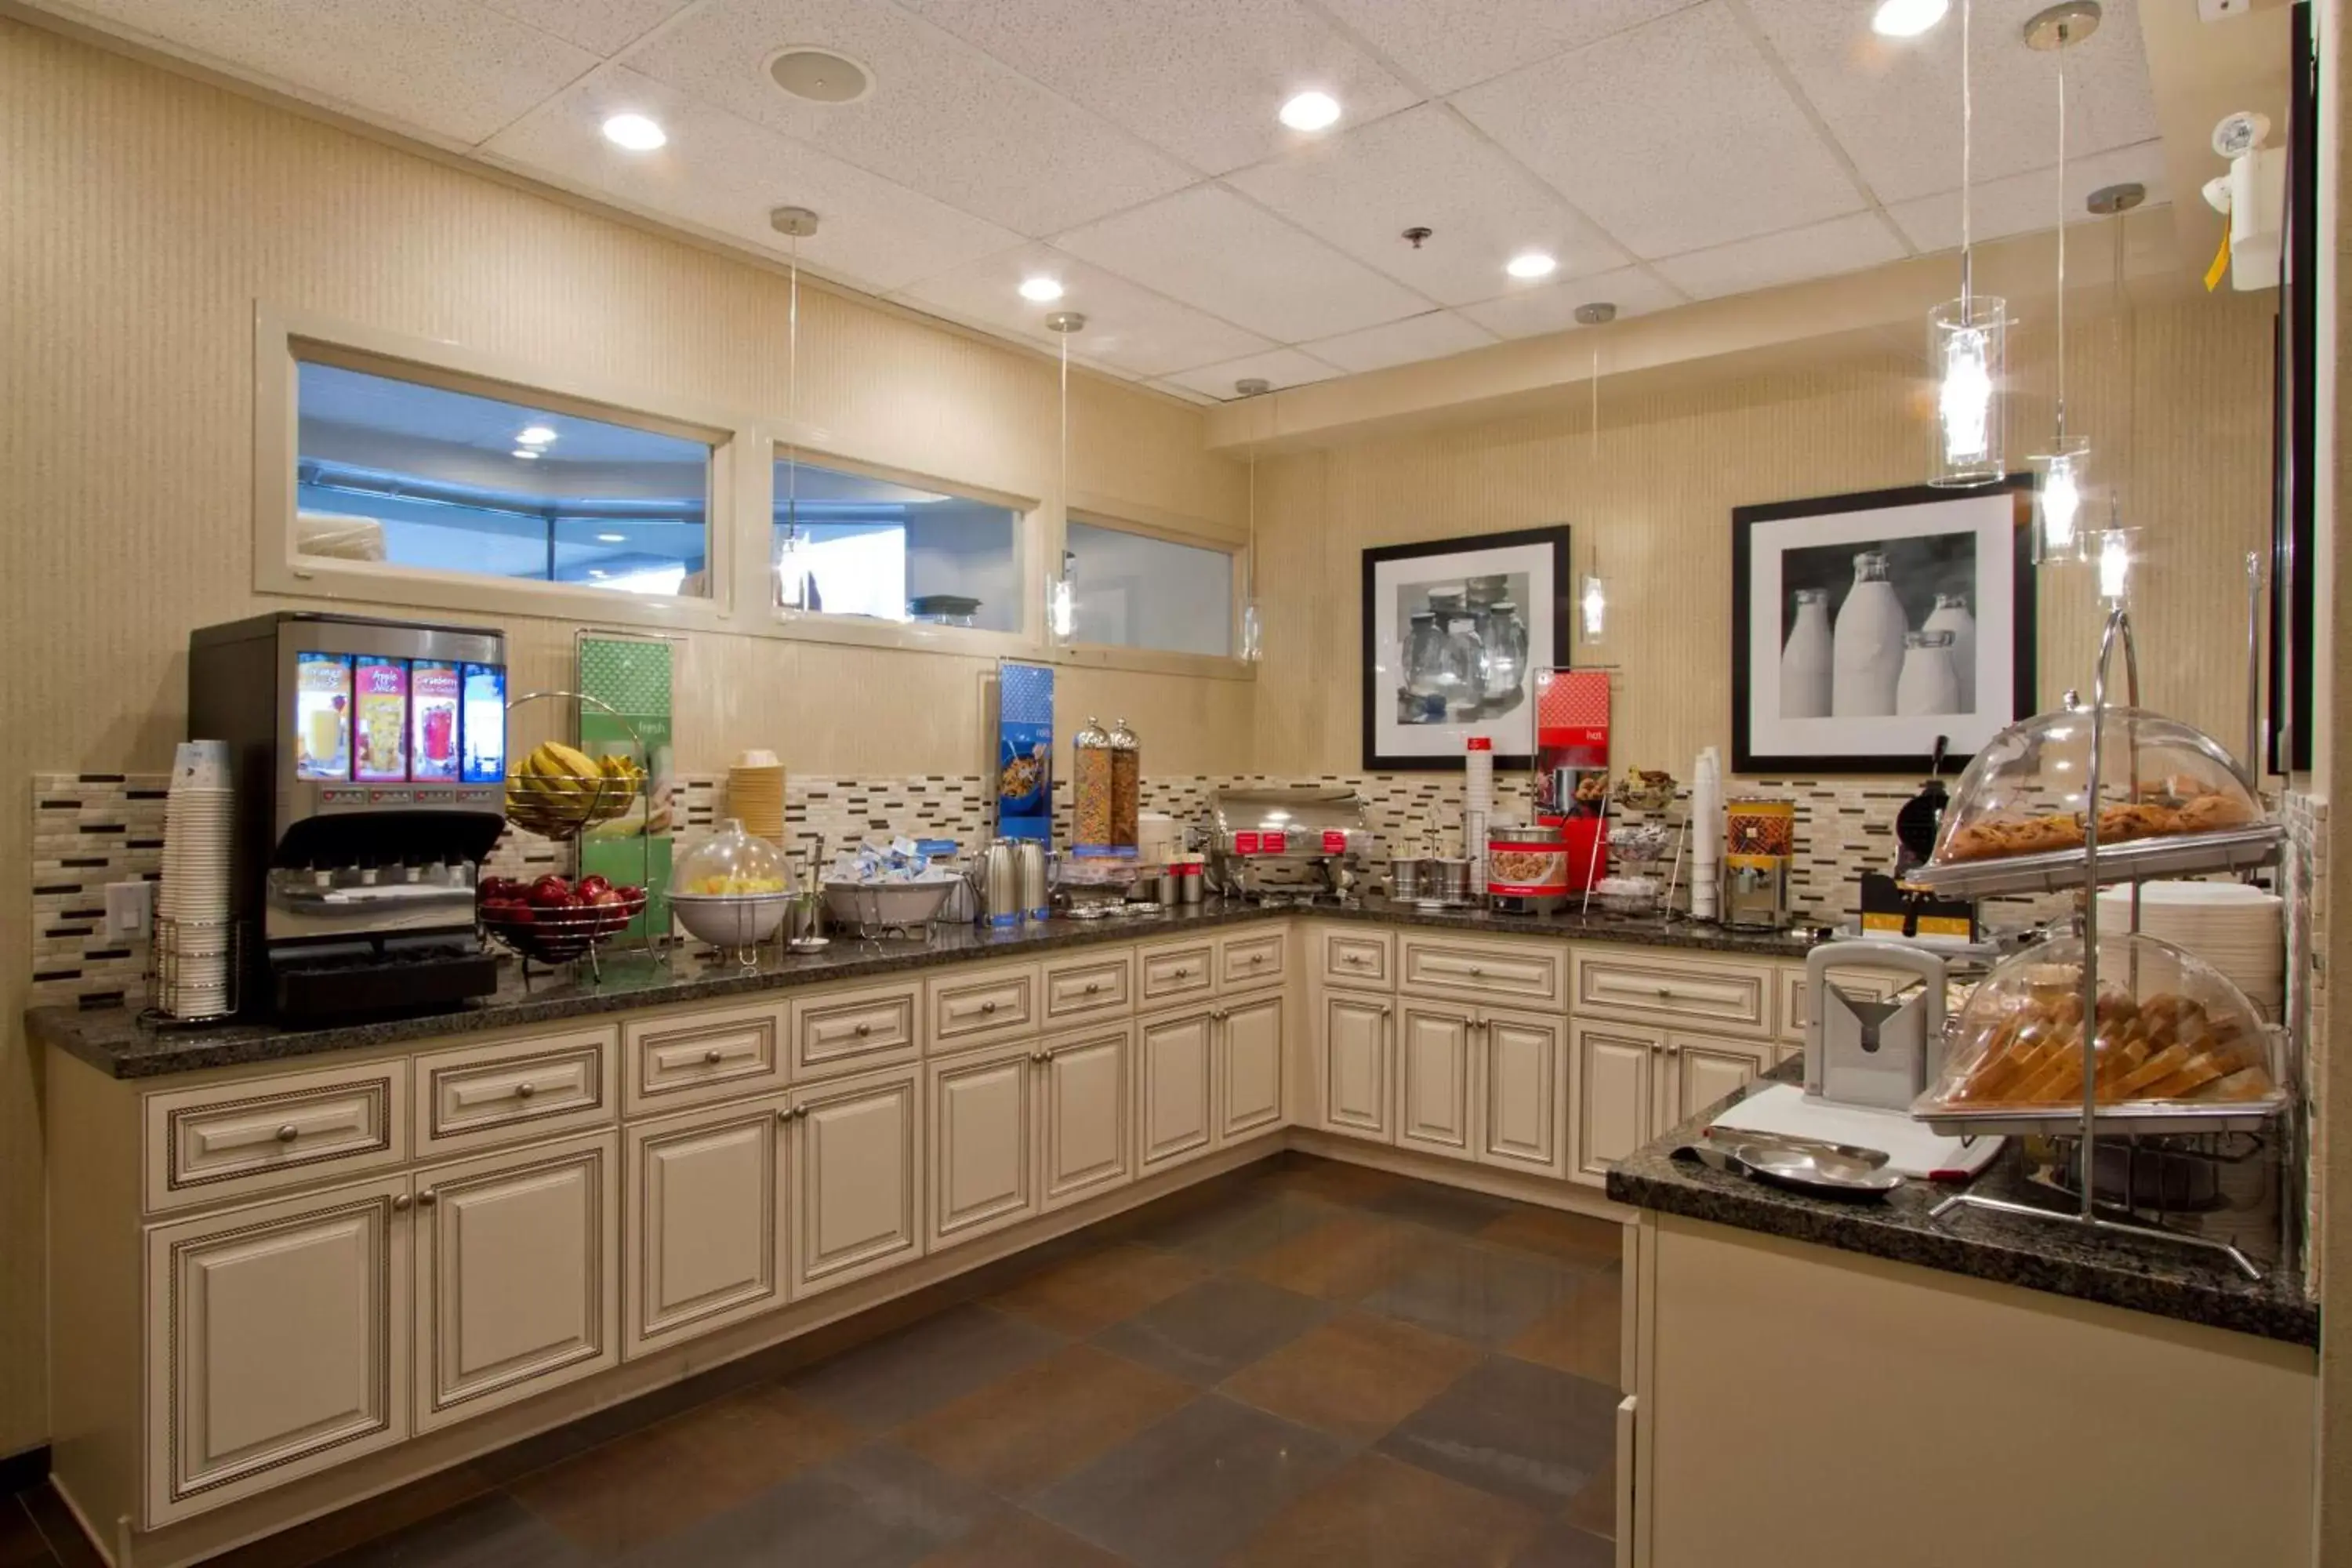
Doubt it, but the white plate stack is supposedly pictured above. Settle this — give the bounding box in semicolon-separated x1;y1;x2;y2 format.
2095;881;2285;1018
158;740;236;1020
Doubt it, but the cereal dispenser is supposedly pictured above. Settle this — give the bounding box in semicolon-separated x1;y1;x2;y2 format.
1722;795;1795;930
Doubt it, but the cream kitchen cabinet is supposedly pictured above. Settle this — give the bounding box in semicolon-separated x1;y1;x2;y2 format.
412;1131;619;1432
623;1094;790;1359
1570;1020;1773;1189
929;1024;1135;1247
1316;989;1392;1142
790;1063;923;1296
1214;993;1285;1141
1136;1007;1218;1174
143;1175;412;1527
1395;999;1566;1177
1395;1000;1476;1160
1040;1023;1134;1210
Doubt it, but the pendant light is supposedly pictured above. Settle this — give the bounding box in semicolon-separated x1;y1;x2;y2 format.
1575;305;1616;648
2086;180;2143;606
771;205;818;612
2025;5;2099;559
1045;311;1084;644
1929;0;2007;487
1236;377;1271;663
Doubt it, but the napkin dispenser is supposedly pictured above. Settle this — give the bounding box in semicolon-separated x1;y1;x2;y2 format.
1804;941;1948;1112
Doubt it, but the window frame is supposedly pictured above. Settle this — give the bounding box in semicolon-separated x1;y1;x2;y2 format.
256;305;746;633
1060;500;1253;679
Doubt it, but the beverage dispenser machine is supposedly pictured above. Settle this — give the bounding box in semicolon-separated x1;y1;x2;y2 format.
189;612;509;1018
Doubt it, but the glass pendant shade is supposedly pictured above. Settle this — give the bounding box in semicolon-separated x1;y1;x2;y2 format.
1047;550;1076;643
2034;443;2089;561
2096;528;2132;602
1238;596;1262;662
1928;296;2007;485
1578;572;1607;648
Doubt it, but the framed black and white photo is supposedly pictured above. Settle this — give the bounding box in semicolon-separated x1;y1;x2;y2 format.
1732;481;2034;774
1361;524;1571;770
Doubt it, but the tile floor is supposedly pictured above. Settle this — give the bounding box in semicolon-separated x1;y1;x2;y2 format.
6;1154;1624;1568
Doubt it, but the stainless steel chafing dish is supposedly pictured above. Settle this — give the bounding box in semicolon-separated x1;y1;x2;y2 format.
1204;787;1374;903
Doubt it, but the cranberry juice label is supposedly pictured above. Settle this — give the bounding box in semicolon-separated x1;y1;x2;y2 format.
293;652;351;781
409;662;460;781
352;659;409;783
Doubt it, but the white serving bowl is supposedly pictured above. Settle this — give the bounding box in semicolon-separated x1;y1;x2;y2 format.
822;877;958;933
670;892;791;948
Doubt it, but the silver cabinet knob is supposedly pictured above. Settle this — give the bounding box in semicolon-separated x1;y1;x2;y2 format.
1174;967;1190;978
514;1081;538;1099
1469;966;1484;977
703;1047;724;1063
1346;953;1365;965
980;1000;997;1015
1666;1043;1682;1057
391;1193;412;1213
275;1124;300;1144
1250;954;1265;966
855;1022;873;1037
797;1104;813;1120
1380;1007;1392;1019
777;1106;793;1124
1085;982;1101;994
1031;1050;1049;1063
416;1189;438;1208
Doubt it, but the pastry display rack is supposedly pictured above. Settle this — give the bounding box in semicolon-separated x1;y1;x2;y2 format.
1917;607;2288;1283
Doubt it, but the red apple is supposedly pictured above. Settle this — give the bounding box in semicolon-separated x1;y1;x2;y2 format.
585;885;630;935
576;875;613;901
528;875;575;909
478;876;523;903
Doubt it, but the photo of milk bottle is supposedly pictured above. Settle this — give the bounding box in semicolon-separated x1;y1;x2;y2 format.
1921;593;1977;711
1779;588;1833;717
1831;550;1907;717
1895;630;1961;716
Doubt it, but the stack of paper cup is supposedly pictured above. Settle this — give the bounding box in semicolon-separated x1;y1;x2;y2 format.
1690;746;1722;921
158;741;235;1019
1463;737;1494;866
729;750;786;848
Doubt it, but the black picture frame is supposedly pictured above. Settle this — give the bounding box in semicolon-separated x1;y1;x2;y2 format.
1731;479;2037;775
1360;524;1573;771
2269;0;2317;777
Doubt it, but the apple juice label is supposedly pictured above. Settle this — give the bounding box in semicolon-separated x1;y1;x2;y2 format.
352;658;409;782
409;662;460;781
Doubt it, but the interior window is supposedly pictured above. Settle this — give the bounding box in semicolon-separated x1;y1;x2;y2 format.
1067;517;1236;656
294;361;713;597
773;452;1022;632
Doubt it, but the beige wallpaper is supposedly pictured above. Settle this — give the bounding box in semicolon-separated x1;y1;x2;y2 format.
0;16;1250;1457
1251;292;2281;782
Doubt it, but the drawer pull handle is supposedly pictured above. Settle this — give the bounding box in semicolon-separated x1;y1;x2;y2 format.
855;1022;873;1037
513;1081;538;1099
1380;1006;1392;1019
1666;1043;1682;1057
777;1107;793;1124
1174;967;1190;978
1469;966;1484;977
1345;953;1364;964
980;1000;998;1015
703;1047;725;1064
391;1193;412;1213
275;1124;300;1144
416;1189;438;1209
1250;954;1265;966
1084;982;1101;994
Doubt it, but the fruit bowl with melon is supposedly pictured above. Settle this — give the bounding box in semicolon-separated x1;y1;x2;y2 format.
505;741;645;840
477;873;648;968
670;820;796;953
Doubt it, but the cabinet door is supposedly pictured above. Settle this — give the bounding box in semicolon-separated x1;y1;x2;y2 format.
1479;1007;1566;1178
144;1176;411;1527
1318;991;1392;1142
1136;1008;1216;1174
1040;1024;1133;1210
414;1131;618;1432
1394;1001;1475;1162
623;1096;788;1359
927;1043;1037;1250
1218;993;1286;1142
1571;1021;1663;1189
1665;1033;1775;1128
792;1064;923;1296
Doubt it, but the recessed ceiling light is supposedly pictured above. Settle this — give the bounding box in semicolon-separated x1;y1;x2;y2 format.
769;47;873;104
596;532;626;543
1018;276;1065;303
601;112;667;151
516;426;557;445
1505;252;1558;280
511;448;542;460
1279;91;1341;132
1871;0;1949;38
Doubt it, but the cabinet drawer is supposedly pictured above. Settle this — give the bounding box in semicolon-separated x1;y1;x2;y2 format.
927;964;1041;1052
1574;950;1773;1036
1317;927;1392;989
415;1029;616;1157
1043;950;1135;1022
1218;928;1287;992
1137;941;1214;1004
793;982;920;1074
146;1062;408;1214
1399;937;1563;1005
624;1003;789;1116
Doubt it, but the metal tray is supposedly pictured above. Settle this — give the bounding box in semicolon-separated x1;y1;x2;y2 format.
1904;823;2284;899
1914;1091;2290;1140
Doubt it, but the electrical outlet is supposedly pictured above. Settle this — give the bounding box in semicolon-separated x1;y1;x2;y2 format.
106;880;154;940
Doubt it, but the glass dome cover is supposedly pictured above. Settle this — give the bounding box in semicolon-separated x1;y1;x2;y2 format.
673;818;793;897
1930;705;2263;866
1919;931;2283;1115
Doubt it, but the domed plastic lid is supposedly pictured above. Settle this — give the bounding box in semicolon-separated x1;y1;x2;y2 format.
1930;706;2263;866
1920;930;2282;1114
674;819;792;896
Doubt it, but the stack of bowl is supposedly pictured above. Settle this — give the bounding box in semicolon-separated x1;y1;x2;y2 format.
728;750;786;848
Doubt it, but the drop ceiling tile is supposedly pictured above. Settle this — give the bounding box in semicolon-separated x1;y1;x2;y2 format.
53;0;601;145
1158;347;1344;401
895;245;1273;376
1301;311;1496;372
484;69;1022;292
900;0;1417;176
1313;0;1705;95
1451;2;1867;259
1885;140;2169;253
477;0;693;57
622;0;1196;236
1653;212;1908;300
1226;103;1627;307
1455;264;1682;339
1742;0;2161;206
1054;183;1434;342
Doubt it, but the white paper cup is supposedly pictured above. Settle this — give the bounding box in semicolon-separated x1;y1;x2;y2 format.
174;741;231;790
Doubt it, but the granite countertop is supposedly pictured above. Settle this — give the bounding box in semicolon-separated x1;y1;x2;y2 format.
30;898;1822;1080
1609;1061;2318;1348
